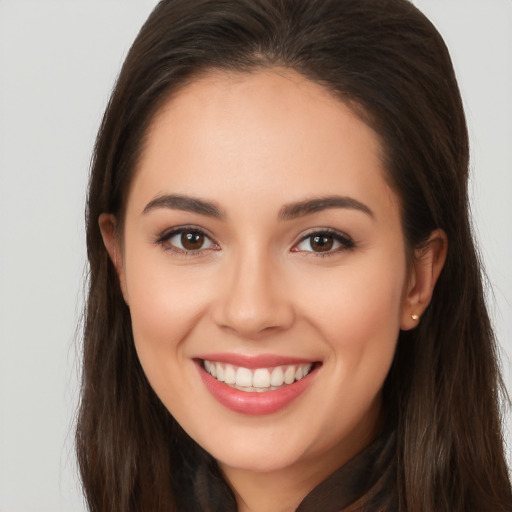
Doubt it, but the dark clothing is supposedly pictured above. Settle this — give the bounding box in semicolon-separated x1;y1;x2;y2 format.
192;429;397;512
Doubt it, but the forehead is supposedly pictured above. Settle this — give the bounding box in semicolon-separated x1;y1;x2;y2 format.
128;68;398;218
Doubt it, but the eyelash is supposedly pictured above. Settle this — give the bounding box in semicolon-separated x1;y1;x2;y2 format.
155;226;355;257
155;226;220;256
292;228;355;257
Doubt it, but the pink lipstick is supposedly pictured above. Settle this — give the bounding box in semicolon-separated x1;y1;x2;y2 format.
195;354;319;415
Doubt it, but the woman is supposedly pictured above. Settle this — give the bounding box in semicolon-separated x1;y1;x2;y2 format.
77;0;512;510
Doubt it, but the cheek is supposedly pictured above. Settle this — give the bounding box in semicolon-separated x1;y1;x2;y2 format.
296;254;406;392
302;260;405;341
122;247;213;379
301;262;404;431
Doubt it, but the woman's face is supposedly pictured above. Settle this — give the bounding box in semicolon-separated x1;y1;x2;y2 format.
107;69;415;477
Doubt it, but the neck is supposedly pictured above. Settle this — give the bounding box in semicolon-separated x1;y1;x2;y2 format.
226;464;318;512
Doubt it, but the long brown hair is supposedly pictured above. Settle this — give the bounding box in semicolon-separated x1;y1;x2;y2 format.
77;0;512;510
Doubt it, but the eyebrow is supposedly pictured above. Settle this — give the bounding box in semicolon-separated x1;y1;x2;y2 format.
279;196;374;220
142;194;224;218
142;193;374;220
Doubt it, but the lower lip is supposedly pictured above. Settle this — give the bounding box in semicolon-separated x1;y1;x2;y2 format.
197;362;318;415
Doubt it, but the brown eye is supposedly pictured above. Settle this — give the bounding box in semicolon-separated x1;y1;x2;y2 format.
293;230;355;254
310;235;334;252
160;228;218;253
181;232;205;250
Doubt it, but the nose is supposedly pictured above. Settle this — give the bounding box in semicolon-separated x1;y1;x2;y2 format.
211;248;295;338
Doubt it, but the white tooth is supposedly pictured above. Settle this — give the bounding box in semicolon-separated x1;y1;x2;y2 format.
236;367;253;387
224;365;236;384
253;368;271;388
204;360;211;373
295;366;304;380
216;363;225;382
303;363;312;376
235;384;256;392
210;363;217;378
270;367;285;386
284;366;295;384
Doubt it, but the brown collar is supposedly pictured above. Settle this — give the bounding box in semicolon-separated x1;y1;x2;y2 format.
296;430;396;512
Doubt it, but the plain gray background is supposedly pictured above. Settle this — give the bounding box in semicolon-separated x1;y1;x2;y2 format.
0;1;511;510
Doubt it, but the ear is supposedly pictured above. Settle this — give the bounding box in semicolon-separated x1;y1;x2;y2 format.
401;229;447;330
98;213;129;305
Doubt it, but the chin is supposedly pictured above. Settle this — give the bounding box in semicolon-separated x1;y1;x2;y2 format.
213;445;304;474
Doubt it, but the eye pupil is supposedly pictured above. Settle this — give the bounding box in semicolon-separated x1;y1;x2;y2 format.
311;235;333;252
181;232;204;250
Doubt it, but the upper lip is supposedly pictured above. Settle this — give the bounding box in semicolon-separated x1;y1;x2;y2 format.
194;353;318;369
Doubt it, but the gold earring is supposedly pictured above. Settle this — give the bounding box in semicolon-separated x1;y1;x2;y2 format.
411;314;419;321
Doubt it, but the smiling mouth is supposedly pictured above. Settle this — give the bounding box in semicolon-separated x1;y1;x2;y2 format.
202;360;316;392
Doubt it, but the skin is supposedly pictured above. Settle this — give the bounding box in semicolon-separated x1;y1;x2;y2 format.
100;69;446;512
